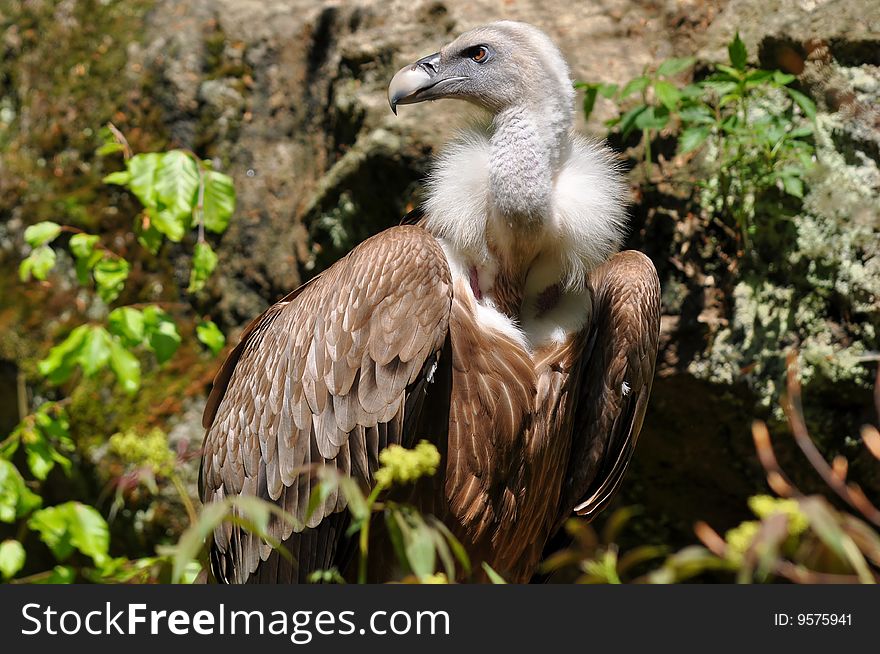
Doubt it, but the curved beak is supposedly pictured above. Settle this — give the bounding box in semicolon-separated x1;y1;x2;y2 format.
388;52;467;114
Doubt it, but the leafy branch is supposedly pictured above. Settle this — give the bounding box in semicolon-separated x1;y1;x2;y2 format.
165;441;472;584
579;32;817;249
2;127;238;583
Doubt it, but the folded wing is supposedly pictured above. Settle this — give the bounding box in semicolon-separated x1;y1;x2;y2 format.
200;226;453;583
563;250;661;520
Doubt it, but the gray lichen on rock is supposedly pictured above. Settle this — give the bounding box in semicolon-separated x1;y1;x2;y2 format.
688;60;879;409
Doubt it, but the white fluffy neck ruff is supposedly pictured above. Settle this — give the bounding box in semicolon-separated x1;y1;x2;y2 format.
424;129;628;288
422;128;628;347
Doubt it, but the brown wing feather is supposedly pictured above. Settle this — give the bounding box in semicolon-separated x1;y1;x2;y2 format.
199;225;453;583
562;250;661;521
418;279;538;574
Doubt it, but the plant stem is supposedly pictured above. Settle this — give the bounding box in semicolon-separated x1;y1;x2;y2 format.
170;472;198;526
16;370;28;422
357;482;387;584
194;160;206;244
358;518;370;584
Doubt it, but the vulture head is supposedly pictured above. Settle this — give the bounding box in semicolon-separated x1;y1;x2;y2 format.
388;21;574;122
388;21;627;347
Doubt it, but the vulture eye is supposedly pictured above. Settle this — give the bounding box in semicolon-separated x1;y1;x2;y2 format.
464;45;491;63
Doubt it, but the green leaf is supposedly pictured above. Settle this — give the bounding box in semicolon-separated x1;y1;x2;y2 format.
582;84;599;121
19;245;57;282
657;57;695;77
577;81;618;120
788;124;814;139
678;126;711;155
786;88;816;120
24;221;62;247
0;460;42;523
337;476;369;522
151;208;187;242
96;142;124;157
108;307;145;347
305;479;334;523
719;113;741;132
481;562;507;584
38;325;89;384
93;257;130;304
108;338;141;393
0;540;25;579
136;220;164;254
773;70;796;85
799;497;874;583
142;306;181;364
728;32;747;71
156;150;199;221
102;170;131;185
196;320;225;355
233;496;283;536
0;430;19;459
26;444;53;481
165;497;298;583
619;76;650;99
653;80;681;111
781;175;804;198
619;104;649;138
744;69;774;85
28;502;110;566
35;406;72;445
429;518;471;577
78;327;112;377
716;64;745;80
69;233;102;285
188;241;219;293
701;79;738;97
168;502;227;583
428;526;455;580
679;83;704;99
126;152;161;208
678;105;715;125
202;170;236;233
634;105;669;131
597;83;619;98
69;233;98;259
25;429;71;480
390;507;435;579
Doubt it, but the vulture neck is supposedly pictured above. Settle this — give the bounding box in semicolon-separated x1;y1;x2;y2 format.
422;94;626;349
484;102;571;317
489;103;569;230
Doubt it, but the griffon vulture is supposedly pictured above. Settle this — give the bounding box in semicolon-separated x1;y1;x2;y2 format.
200;20;660;583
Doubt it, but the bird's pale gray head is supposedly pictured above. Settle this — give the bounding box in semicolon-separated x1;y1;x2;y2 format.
388;21;574;121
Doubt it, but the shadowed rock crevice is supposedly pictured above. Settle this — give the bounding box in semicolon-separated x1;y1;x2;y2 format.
1;0;877;560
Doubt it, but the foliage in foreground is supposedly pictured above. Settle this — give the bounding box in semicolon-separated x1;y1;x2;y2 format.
166;441;477;585
543;356;880;584
170;357;879;585
1;128;234;583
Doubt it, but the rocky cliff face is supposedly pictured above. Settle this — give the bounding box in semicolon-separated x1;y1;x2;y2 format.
134;0;721;323
1;0;877;554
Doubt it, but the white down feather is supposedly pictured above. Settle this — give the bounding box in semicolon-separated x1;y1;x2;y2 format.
422;130;629;348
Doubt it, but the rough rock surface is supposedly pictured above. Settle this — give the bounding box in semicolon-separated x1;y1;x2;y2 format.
133;0;725;324
1;0;877;557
